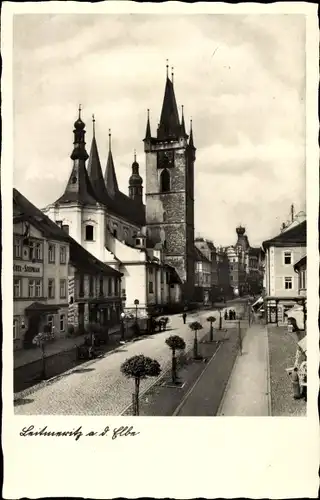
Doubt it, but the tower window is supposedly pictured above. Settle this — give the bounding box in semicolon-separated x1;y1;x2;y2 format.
113;229;118;238
85;225;94;241
163;211;167;222
160;169;170;193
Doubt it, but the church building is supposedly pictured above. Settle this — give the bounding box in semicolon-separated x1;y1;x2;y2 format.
43;66;195;316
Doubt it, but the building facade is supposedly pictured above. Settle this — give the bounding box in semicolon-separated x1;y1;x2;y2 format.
13;188;122;350
262;220;306;325
43;68;193;316
13;190;70;350
194;237;219;303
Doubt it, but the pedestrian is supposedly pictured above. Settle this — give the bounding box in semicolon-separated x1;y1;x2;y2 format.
224;310;228;321
233;310;237;320
228;309;233;321
182;312;187;324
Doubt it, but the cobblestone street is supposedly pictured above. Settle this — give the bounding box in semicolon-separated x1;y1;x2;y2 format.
14;309;225;415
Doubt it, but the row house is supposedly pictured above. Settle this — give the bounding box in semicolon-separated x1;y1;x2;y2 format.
262;220;306;325
13;189;122;350
194;245;212;304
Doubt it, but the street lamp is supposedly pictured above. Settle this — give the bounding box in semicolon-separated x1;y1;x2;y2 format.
134;299;139;324
218;308;222;330
120;312;126;343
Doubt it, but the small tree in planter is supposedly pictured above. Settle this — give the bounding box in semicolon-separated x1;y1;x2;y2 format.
207;316;216;342
189;321;203;360
165;335;186;384
121;354;161;416
32;325;52;380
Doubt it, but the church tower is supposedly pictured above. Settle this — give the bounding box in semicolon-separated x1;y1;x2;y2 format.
143;65;195;302
128;150;143;204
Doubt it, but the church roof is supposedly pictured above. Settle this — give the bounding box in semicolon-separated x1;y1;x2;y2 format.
56;163;99;205
104;149;119;197
262;220;306;249
87;136;110;203
103;137;145;226
157;76;181;140
13;188;121;277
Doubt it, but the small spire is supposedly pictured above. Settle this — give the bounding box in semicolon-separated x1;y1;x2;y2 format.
134;149;137;162
166;59;169;78
78;104;82;119
180;105;186;136
171;66;174;83
108;129;111;150
189;118;194;148
92;114;95;137
144;109;151;140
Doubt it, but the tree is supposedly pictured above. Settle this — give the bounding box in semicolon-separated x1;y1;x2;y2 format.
121;354;161;416
189;321;203;360
165;335;186;384
32;325;53;380
207;316;216;342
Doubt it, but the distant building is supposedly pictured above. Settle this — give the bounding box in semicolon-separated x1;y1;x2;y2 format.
13;188;122;350
194;237;219;303
262;220;306;325
216;226;263;298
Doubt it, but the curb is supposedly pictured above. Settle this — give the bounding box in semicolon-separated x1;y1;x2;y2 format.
216;323;248;416
172;341;223;416
119;329;212;416
265;326;272;416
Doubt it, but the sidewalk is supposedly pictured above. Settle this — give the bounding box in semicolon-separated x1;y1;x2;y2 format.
14;323;129;369
217;324;271;416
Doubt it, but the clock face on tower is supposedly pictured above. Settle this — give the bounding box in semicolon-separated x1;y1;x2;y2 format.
157;150;174;169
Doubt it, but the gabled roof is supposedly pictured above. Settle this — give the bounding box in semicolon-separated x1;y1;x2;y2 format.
13;189;70;243
262;220;306;249
13;188;121;277
194;246;211;263
157;76;181;140
293;255;307;272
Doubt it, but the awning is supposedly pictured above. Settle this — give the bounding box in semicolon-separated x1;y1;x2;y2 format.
252;296;263;308
25;302;60;314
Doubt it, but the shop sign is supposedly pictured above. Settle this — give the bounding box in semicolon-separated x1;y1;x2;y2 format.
13;263;41;274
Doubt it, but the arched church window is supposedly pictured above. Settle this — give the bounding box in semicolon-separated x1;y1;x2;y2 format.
85;225;94;241
160;169;170;193
163;211;167;222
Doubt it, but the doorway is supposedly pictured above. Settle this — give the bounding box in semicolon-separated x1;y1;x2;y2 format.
23;313;41;348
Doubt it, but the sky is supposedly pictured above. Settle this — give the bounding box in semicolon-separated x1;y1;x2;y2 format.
13;13;306;246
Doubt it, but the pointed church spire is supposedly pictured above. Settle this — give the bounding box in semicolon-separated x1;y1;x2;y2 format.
104;129;119;197
144;108;151;140
57;109;99;205
87;116;109;204
157;63;181;140
180;105;187;137
189;118;194;148
92;113;96;137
